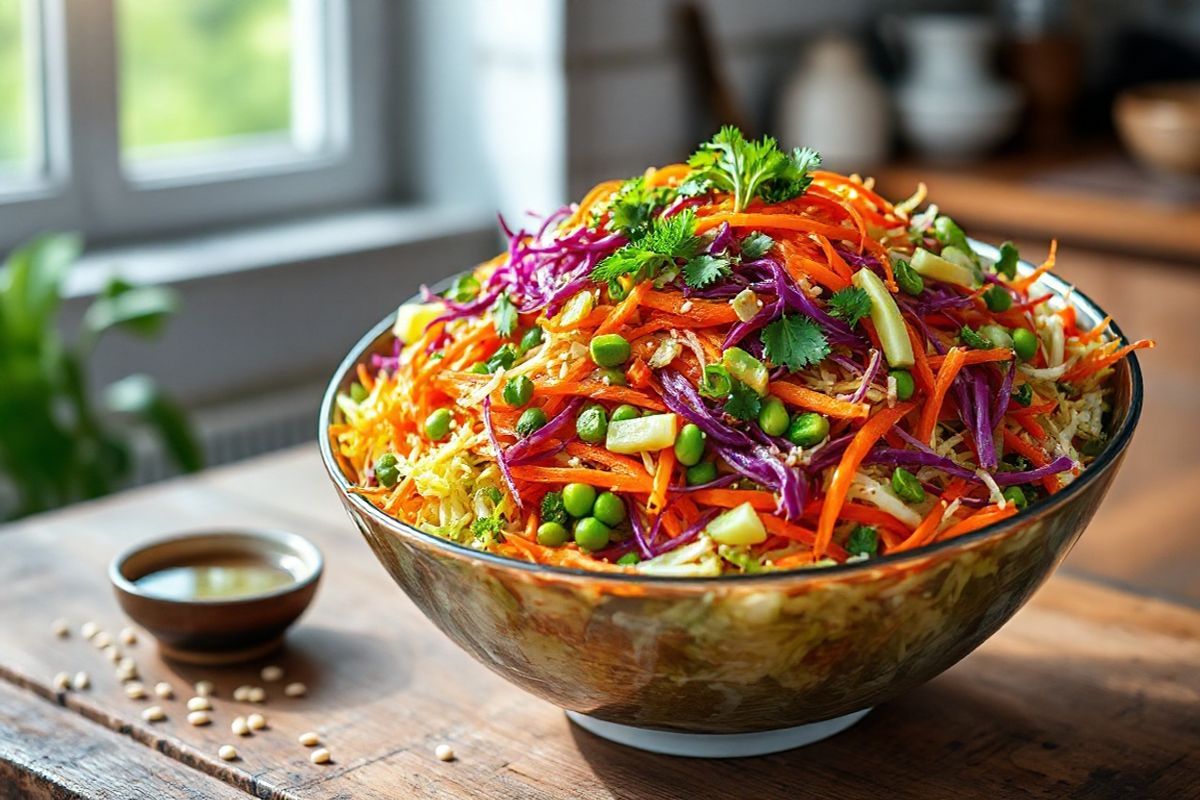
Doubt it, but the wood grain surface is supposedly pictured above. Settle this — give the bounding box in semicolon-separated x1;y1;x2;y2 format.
1;446;1198;799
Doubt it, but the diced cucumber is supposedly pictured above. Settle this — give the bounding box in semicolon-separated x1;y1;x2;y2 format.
852;268;914;369
706;501;767;546
393;302;443;345
558;289;595;326
910;248;981;289
722;347;769;397
605;413;678;454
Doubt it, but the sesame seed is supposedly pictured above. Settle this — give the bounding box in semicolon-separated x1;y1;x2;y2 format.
186;696;211;712
194;680;215;697
435;744;455;762
310;747;331;765
92;631;112;649
141;705;165;722
260;665;283;682
187;710;211;726
72;672;90;690
247;687;265;704
116;662;138;682
53;672;71;691
679;301;693;314
246;713;266;731
298;731;320;747
283;682;307;698
124;682;147;699
218;745;238;761
232;685;252;702
104;645;122;663
231;717;250;736
119;627;137;645
80;622;98;639
51;619;70;638
154;682;173;699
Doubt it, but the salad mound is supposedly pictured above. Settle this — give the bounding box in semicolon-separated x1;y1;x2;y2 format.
330;127;1152;577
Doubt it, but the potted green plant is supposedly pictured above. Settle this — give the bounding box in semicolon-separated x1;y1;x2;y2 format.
0;233;201;519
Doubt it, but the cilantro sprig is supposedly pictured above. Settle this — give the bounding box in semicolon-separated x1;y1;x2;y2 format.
827;286;872;327
592;209;701;288
723;380;762;421
606;176;672;239
685;127;822;212
682;253;732;289
761;314;830;372
492;293;517;337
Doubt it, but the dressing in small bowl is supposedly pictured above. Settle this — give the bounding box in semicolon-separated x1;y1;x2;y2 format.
110;529;323;665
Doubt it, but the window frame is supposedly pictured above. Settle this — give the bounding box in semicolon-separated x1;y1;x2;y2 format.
0;0;393;251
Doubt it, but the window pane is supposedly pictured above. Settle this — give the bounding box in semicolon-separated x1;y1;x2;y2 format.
0;1;39;178
117;0;294;159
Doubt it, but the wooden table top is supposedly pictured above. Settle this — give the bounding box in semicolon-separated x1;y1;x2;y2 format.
1;446;1198;799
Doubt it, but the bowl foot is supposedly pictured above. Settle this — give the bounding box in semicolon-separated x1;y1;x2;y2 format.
565;708;871;758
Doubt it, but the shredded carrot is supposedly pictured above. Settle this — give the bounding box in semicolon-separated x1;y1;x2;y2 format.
688;489;777;511
508;466;652;493
596;280;650;336
697;212;859;244
929;348;1012;369
1012;240;1057;292
773;382;870;419
934;504;1018;541
1062;339;1155;383
904;321;937;395
538;381;667;411
648;447;675;515
917;347;967;445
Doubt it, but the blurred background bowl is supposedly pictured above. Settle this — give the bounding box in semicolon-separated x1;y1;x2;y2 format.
318;250;1143;750
1114;82;1200;176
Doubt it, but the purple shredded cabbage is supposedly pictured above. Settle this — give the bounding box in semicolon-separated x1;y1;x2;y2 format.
850;349;882;404
865;447;978;482
481;397;522;511
708;222;735;254
972;367;998;470
991;363;1016;428
624;498;654;558
649;510;719;557
991;456;1075;486
504;397;583;463
668;473;740;493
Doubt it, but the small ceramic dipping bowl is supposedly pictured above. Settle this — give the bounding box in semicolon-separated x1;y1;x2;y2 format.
109;529;323;665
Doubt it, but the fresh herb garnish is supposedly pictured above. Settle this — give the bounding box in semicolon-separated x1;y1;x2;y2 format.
894;257;924;296
685;126;822;212
959;326;992;350
738;231;774;260
492;294;517;337
539;491;569;526
683;253;733;289
606;176;672;239
761;313;830;372
484;345;516;373
846;525;879;557
472;510;506;544
592;209;701;287
723;379;762;421
1011;383;1033;407
827;286;872;327
994;241;1019;280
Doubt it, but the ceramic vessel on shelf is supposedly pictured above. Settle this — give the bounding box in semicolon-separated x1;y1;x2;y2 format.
777;35;890;171
1114;82;1200;177
893;15;1021;162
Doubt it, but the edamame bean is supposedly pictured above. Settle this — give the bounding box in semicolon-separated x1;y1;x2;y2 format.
758;397;789;437
536;522;569;547
673;423;706;466
425;409;452;441
787;412;829;447
515;407;548;438
573;517;611;551
562;483;597;517
1003;486;1028;510
576;405;608;444
592;492;626;527
589;334;631;367
611;404;640;423
502;375;534;408
616;552;640;566
686;461;718;486
1012;328;1038;361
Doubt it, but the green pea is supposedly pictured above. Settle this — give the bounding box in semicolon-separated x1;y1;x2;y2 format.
562;483;597;517
891;467;926;503
515;407;548;438
611;404;641;423
1012;327;1038;361
425;408;452;441
758;396;789;437
892;370;915;401
1003;486;1028;510
576;405;608;444
846;525;878;557
447;274;480;302
787;412;829;447
374;453;400;488
686;461;718;486
589;334;631;367
616;552;640;566
593;492;626;527
894;258;924;296
573;517;611;551
599;366;627;386
502;375;534;408
517;326;544;356
349;382;368;403
537;522;569;547
674;423;706;466
983;284;1012;312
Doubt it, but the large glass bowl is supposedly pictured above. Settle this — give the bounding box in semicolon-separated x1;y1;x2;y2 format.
319;246;1143;748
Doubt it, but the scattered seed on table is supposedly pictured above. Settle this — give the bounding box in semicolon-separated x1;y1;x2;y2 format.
194;680;215;697
51;619;70;638
310;748;331;765
246;713;266;731
154;682;173;699
104;645;122;663
72;671;90;690
218;745;238;762
247;687;265;704
283;682;306;698
116;662;138;681
298;731;320;747
187;710;212;726
231;716;250;736
80;622;98;640
119;627;137;645
187;696;211;712
92;631;112;649
142;705;165;722
53;672;71;691
124;682;147;699
260;665;283;682
232;685;252;702
435;744;455;762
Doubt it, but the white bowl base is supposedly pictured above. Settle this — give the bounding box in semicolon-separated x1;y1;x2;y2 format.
566;707;871;758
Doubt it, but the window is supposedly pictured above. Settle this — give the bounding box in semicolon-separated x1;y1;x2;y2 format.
0;0;391;251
